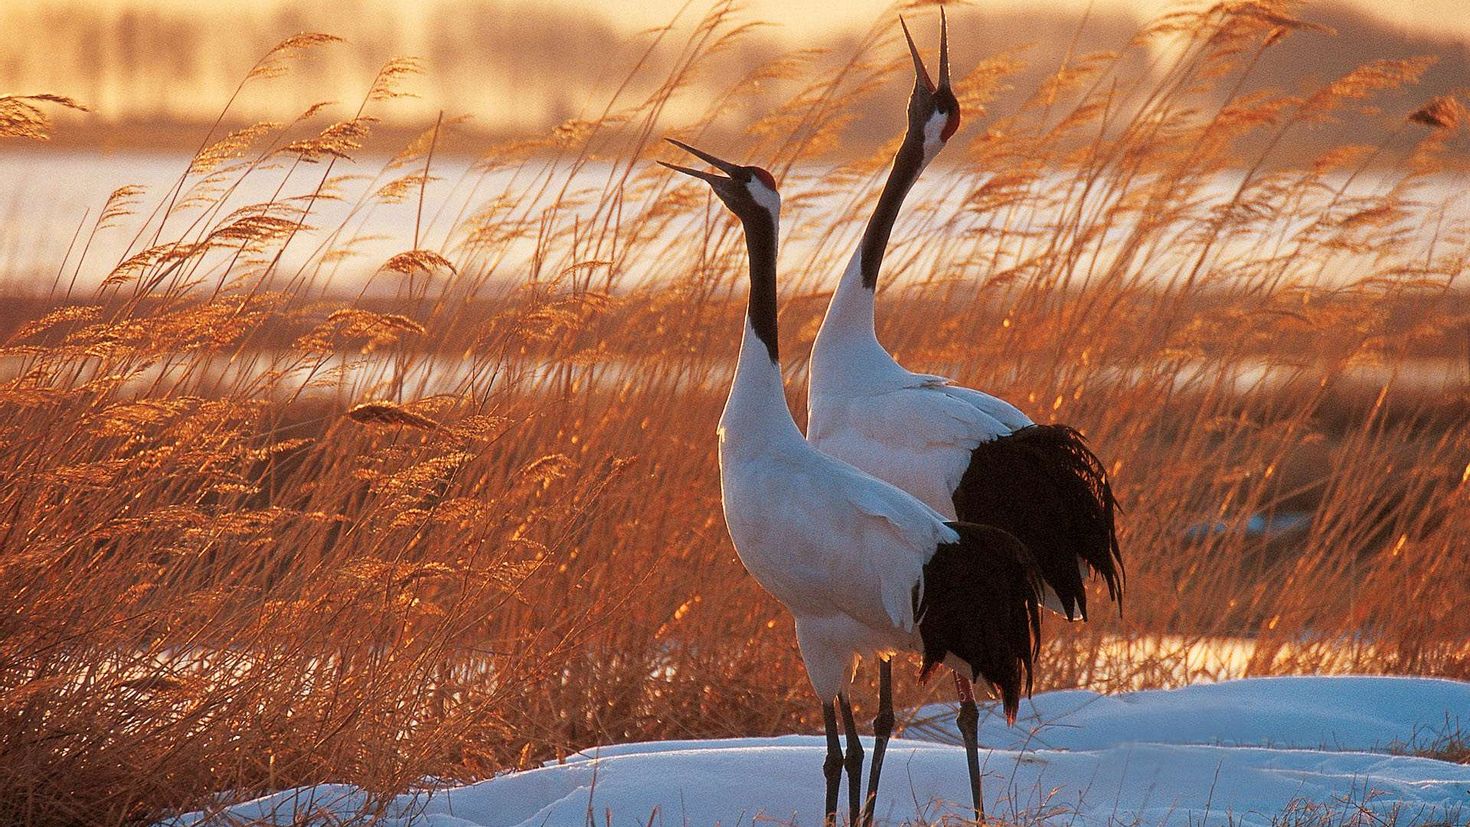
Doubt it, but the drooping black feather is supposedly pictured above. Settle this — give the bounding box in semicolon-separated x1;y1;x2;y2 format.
952;424;1123;621
916;522;1043;724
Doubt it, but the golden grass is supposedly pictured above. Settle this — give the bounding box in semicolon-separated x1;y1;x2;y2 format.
1;2;1468;824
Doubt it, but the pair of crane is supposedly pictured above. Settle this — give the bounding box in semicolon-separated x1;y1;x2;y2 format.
661;12;1123;826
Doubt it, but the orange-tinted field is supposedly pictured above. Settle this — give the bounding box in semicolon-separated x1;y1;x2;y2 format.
1;3;1467;824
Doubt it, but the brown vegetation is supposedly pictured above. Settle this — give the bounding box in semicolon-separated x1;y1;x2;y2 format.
0;2;1467;824
7;0;1470;162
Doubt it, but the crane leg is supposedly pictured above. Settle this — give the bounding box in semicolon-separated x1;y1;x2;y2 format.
953;671;985;823
823;700;842;826
839;693;865;826
861;658;893;827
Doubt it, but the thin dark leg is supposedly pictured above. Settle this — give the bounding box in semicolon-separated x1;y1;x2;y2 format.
823;700;843;827
839;693;865;826
861;659;893;827
954;671;985;822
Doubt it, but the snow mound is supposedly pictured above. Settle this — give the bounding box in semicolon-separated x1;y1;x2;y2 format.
906;675;1470;752
165;676;1470;827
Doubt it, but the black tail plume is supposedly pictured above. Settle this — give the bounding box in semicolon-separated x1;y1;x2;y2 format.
916;522;1043;725
953;424;1123;620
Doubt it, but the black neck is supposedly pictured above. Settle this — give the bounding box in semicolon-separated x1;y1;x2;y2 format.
859;137;926;290
743;211;780;364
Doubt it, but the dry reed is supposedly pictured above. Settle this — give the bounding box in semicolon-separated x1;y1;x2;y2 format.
0;2;1467;824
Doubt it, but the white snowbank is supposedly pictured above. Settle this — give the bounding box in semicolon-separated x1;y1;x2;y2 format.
166;676;1470;827
905;675;1470;752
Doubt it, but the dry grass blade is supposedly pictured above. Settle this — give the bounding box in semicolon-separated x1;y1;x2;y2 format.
279;117;377;162
0;93;88;140
246;32;344;81
190;121;280;174
382;249;457;277
347;401;441;429
1409;95;1467;130
370;57;424;102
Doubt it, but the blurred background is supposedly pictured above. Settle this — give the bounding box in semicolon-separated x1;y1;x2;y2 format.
5;0;1468;153
3;0;1466;290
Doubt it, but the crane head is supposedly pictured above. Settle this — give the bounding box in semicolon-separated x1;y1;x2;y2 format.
659;139;780;224
900;9;960;159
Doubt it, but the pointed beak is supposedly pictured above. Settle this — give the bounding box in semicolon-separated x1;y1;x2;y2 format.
658;160;725;185
900;16;936;95
938;7;951;93
661;138;742;184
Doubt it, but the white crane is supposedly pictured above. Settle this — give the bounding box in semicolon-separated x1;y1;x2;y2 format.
661;139;1044;826
808;13;1124;632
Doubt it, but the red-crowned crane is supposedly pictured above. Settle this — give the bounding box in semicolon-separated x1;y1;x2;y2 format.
807;10;1124;678
661;139;1043;826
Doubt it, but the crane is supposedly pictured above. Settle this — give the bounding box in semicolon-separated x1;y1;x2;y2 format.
661;139;1044;826
807;12;1124;638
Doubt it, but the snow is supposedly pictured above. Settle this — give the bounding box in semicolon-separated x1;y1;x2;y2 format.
905;675;1470;753
165;676;1470;827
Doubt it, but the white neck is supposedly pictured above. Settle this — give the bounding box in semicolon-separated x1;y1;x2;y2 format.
720;317;805;457
809;248;900;395
809;123;945;399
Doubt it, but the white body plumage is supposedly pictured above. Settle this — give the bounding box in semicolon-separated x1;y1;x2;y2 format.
719;314;960;700
808;248;1032;521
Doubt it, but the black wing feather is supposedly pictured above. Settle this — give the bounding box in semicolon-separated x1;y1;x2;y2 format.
952;424;1123;621
916;522;1043;725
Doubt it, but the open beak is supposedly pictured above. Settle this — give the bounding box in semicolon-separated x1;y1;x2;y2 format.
900;17;935;95
659;138;741;184
900;9;951;94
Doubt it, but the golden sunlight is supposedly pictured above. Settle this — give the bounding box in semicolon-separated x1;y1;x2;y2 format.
1;2;1466;825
